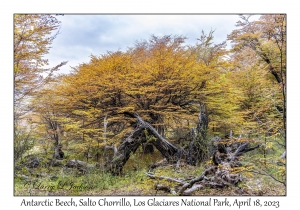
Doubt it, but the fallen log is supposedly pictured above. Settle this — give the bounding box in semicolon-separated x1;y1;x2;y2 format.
146;173;187;185
65;159;95;174
149;137;259;195
177;166;217;195
182;184;204;195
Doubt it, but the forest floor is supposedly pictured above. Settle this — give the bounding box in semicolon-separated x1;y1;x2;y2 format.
14;154;285;196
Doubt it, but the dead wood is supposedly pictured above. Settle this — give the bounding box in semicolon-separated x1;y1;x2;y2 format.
181;184;204;195
102;112;259;195
65;159;95;174
177;166;217;195
146;173;187;185
26;156;41;168
150;137;259;195
133;113;181;161
54;145;64;160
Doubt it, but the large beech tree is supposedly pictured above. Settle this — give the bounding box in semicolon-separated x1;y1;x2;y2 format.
43;34;229;158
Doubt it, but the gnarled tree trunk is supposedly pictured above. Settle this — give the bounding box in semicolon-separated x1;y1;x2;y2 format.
107;113;181;174
106;112;259;178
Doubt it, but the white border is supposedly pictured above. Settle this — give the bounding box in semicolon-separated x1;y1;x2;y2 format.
2;0;298;209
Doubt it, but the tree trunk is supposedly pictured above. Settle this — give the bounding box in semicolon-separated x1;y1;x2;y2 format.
108;113;181;174
54;145;64;160
107;112;259;176
187;104;209;165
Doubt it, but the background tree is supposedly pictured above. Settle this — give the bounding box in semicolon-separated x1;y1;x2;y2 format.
227;15;286;185
14;14;66;118
14;14;66;162
30;85;66;159
228;14;286;140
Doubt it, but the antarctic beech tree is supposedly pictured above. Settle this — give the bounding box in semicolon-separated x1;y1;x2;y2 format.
228;15;286;140
52;34;228;161
14;15;67;162
14;14;67;120
227;15;286;185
